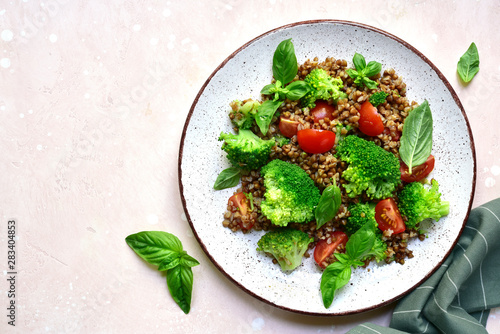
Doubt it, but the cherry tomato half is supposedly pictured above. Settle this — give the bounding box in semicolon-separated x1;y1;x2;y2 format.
400;155;435;183
228;192;248;216
358;101;384;136
314;231;348;269
297;129;336;154
278;116;300;138
375;198;406;234
311;100;336;123
228;192;254;230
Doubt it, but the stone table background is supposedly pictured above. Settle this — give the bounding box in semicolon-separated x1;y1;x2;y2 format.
1;0;499;333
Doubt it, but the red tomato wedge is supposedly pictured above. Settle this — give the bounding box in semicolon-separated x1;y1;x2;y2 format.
228;192;254;230
375;198;406;234
278;116;300;138
400;155;435;183
314;231;348;269
297;129;336;154
358;101;384;136
228;192;248;216
311;100;336;123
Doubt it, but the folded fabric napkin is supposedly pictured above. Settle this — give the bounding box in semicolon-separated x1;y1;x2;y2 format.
347;198;500;334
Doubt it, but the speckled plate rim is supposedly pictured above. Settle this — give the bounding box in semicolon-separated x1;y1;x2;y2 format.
178;20;476;316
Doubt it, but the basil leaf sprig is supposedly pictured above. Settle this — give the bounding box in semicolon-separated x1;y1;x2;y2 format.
213;167;241;190
272;38;299;84
256;39;310;135
346;53;382;89
261;80;310;102
399;100;433;172
126;231;200;314
457;42;479;83
315;181;342;229
320;222;377;308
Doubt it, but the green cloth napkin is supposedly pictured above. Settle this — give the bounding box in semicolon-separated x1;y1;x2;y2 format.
347;198;500;334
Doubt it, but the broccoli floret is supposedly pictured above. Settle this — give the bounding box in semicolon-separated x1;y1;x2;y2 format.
336;135;401;199
369;91;389;107
398;179;450;229
335;123;353;144
274;133;290;147
260;159;321;226
219;129;274;171
346;202;376;235
257;228;313;271
229;100;260;129
301;68;347;109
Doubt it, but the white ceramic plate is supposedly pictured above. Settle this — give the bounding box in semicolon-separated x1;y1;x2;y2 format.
178;20;476;315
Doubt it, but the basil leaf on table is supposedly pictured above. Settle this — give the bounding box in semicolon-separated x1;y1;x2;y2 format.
457;42;480;83
126;231;200;314
125;231;183;264
315;181;342;229
213;167;241;190
272;38;298;85
157;250;182;271
399;100;433;171
166;264;194;314
180;252;202;267
320;261;352;308
255;99;282;135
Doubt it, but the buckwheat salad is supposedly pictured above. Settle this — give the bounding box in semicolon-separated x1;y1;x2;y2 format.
212;39;449;308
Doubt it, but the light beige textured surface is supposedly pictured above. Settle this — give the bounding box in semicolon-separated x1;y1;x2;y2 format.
1;1;499;333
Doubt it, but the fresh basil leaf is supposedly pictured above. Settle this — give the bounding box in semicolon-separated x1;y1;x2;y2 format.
334;252;351;265
346;68;359;79
180;253;201;268
352;53;366;71
272;39;298;85
158;251;200;271
261;81;286;101
126;231;200;314
126;231;183;265
255;99;282;135
285;80;310;101
349;54;381;89
260;83;276;95
158;250;181;271
457;42;479;83
321;261;352;308
166;265;194;314
350;259;365;269
213;167;241;190
315;181;342;229
399;100;433;171
362;77;379;90
363;61;382;78
345;221;376;261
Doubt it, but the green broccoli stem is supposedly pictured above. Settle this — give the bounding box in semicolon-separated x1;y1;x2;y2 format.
439;201;450;218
